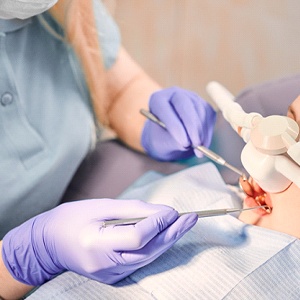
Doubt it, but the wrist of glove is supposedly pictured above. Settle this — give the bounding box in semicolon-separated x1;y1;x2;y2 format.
2;199;197;286
141;87;216;161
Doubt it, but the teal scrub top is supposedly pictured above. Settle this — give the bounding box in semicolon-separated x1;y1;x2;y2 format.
0;1;120;238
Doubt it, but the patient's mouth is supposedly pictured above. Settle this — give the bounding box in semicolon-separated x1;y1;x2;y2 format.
239;176;272;214
244;194;272;215
263;193;273;209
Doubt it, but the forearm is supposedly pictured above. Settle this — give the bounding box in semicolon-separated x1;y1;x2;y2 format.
106;47;161;151
0;241;34;300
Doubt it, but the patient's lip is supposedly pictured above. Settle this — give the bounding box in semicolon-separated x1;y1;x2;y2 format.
239;177;254;197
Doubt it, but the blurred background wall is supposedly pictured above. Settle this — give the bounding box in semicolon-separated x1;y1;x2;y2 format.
104;0;300;105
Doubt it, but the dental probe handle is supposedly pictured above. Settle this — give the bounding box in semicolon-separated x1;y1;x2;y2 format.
102;205;267;227
140;109;167;129
194;145;244;177
140;109;245;177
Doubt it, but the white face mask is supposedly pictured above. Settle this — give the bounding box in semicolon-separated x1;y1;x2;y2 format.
0;0;58;20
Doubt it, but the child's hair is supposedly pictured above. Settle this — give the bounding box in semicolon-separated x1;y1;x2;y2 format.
50;0;109;126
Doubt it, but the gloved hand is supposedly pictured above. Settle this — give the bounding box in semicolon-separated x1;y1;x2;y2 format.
142;87;216;161
2;199;197;285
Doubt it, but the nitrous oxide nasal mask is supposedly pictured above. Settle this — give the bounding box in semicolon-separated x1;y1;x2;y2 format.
207;81;300;194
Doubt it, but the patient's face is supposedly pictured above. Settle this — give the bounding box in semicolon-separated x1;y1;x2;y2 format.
239;95;300;238
287;95;300;127
243;94;300;203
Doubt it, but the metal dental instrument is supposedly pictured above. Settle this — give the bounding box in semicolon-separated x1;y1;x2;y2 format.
102;205;268;227
140;108;246;179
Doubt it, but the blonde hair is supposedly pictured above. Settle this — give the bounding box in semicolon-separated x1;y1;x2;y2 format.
49;0;109;126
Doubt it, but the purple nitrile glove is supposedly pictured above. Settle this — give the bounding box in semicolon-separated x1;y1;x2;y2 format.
2;199;197;286
142;87;216;161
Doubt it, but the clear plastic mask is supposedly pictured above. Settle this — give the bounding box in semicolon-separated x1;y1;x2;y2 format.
0;0;58;20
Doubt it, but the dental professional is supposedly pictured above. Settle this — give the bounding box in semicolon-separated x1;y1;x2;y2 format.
0;0;216;299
